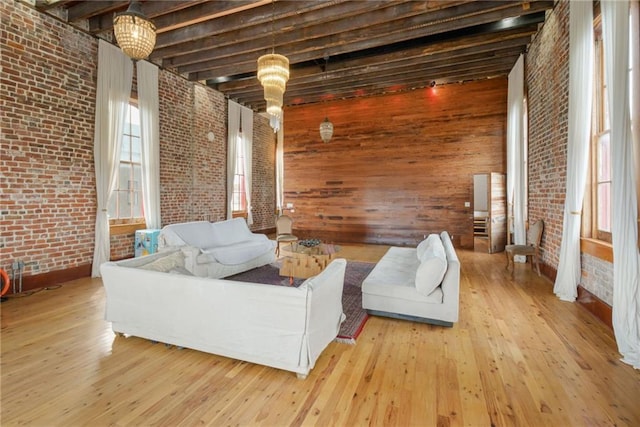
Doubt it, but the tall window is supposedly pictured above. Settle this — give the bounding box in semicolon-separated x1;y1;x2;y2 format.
587;11;637;243
231;132;247;213
108;102;144;222
591;20;612;242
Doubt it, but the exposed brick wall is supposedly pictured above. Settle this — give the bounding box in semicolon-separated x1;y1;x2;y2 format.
526;0;613;302
580;253;614;305
251;115;277;232
2;1;276;280
191;84;227;223
1;1;98;276
526;0;569;269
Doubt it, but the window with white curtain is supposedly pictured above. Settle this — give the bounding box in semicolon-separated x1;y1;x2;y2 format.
231;131;247;213
585;12;636;243
108;101;145;223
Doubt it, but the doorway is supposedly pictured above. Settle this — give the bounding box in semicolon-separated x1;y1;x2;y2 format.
473;173;507;253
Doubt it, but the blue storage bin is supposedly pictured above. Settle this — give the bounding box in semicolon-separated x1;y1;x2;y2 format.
134;229;161;257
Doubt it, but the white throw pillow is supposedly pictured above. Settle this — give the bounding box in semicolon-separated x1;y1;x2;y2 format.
416;234;442;261
415;248;447;296
140;251;185;273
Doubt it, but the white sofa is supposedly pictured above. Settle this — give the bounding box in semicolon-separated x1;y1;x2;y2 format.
100;250;347;378
362;231;460;327
158;218;276;278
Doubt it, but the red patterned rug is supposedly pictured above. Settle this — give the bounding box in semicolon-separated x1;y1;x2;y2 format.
225;261;376;344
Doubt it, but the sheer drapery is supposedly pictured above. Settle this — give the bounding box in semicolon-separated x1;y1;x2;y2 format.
632;1;640;220
276;125;284;215
241;105;254;225
227;100;241;220
507;54;527;254
603;0;640;369
554;0;594;302
91;40;133;277
137;60;161;229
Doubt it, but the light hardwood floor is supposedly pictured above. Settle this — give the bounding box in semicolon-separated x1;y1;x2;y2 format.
2;246;639;426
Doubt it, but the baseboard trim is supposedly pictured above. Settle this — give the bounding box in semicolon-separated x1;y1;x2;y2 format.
6;263;92;294
577;285;613;329
540;262;612;329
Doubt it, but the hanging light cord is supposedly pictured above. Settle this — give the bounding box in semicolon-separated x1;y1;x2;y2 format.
271;0;276;54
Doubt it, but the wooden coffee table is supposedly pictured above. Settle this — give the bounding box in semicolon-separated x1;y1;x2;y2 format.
279;242;339;282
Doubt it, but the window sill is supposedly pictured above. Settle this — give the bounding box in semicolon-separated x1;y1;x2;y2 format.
110;221;147;236
581;238;613;263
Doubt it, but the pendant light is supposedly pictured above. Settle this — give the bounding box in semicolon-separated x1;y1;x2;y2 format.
113;1;156;61
257;1;289;132
319;55;333;143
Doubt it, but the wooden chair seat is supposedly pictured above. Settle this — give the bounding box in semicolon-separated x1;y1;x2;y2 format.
275;215;298;257
505;220;544;276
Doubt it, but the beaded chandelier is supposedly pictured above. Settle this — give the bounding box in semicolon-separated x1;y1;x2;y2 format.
257;53;290;132
319;117;334;143
113;1;156;61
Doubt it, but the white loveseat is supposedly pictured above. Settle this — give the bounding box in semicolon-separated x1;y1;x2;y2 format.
100;251;347;378
362;231;460;327
158;218;276;278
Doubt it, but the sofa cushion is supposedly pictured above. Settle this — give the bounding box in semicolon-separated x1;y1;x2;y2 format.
362;247;443;303
200;235;273;265
211;218;254;246
162;221;218;249
139;250;185;273
416;233;444;262
415;246;447;296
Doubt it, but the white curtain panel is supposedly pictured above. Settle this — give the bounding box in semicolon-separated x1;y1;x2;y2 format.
603;0;640;369
506;54;527;253
137;60;161;230
632;1;640;207
227;100;241;219
276;125;284;214
553;0;594;302
91;40;133;277
241;105;254;225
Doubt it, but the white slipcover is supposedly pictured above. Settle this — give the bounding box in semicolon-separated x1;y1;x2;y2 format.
158;218;276;277
101;253;347;377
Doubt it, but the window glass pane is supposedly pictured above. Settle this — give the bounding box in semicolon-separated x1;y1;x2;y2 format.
131;122;140;138
597;182;611;232
597;132;610;181
603;84;609;130
132;190;143;218
131;137;142;164
119;163;131;191
118;190;130;218
107;193;117;219
121;135;131;161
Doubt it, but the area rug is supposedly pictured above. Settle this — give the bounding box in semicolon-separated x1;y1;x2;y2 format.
225;261;376;344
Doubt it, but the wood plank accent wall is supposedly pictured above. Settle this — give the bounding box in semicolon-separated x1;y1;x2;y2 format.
283;78;507;248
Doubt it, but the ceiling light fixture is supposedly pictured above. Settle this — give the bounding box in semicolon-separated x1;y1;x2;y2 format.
257;53;289;132
113;1;156;61
257;0;289;132
319;55;333;143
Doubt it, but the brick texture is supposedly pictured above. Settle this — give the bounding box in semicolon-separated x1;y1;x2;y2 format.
1;1;275;277
526;0;613;302
1;1;98;276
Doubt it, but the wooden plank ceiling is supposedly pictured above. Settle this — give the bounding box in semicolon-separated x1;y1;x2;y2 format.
36;0;554;111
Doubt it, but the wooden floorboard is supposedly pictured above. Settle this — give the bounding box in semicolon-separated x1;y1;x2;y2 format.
1;246;639;426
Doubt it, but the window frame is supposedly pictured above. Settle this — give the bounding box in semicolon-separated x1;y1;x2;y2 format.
231;131;247;217
583;4;639;257
586;14;613;244
109;99;146;232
